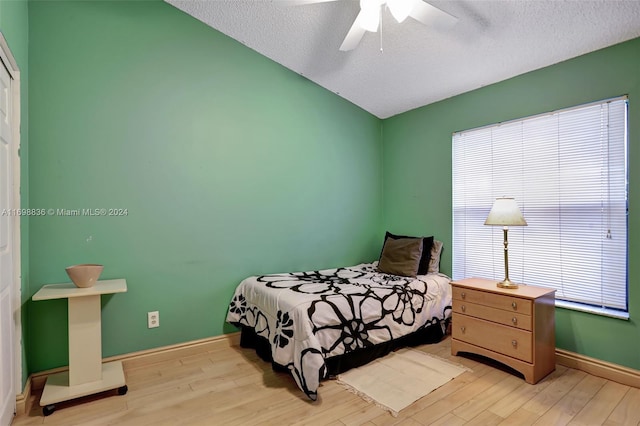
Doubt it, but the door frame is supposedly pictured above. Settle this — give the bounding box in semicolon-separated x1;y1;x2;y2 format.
0;31;23;398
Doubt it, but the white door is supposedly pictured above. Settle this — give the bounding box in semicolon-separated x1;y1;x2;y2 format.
0;60;15;426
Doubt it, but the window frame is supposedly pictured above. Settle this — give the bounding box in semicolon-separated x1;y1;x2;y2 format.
451;96;629;319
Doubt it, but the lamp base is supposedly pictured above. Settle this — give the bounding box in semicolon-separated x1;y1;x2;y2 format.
497;278;519;289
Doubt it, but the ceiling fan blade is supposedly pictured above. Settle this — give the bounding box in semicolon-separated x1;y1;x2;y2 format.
339;16;367;51
357;1;381;32
409;1;458;30
387;0;413;23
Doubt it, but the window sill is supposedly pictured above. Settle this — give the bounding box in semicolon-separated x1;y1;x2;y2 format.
555;300;629;320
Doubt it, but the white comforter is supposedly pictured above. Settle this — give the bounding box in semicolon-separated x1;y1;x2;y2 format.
226;262;452;399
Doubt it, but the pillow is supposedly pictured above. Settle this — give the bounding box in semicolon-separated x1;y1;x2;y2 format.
383;232;434;275
378;237;424;277
428;240;444;273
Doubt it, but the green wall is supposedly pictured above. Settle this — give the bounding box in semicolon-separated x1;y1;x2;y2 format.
27;0;382;373
25;0;640;376
383;37;640;369
0;0;29;386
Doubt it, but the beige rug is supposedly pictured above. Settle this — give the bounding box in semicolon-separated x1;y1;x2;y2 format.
336;348;469;416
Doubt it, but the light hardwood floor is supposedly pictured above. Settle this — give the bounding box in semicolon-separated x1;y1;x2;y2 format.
12;336;640;426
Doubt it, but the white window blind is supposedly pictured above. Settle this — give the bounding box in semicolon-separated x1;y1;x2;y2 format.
453;97;628;312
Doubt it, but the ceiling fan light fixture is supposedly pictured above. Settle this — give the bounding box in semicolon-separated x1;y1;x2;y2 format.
387;0;414;23
332;0;458;51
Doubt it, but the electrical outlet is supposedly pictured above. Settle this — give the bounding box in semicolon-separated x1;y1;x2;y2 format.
147;311;159;328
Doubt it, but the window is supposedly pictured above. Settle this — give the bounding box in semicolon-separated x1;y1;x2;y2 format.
452;97;628;316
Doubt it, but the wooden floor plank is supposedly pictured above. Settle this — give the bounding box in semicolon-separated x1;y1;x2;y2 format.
426;412;467;426
498;407;541;426
603;387;640;426
532;374;607;425
411;368;510;424
452;373;523;421
521;367;587;416
488;365;568;418
338;402;390;426
461;409;504;426
12;336;640;426
567;381;630;426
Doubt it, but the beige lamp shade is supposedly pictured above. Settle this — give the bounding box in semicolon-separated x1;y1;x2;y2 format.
484;197;528;227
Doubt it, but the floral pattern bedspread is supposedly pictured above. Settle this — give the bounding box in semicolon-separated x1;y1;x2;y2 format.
226;262;452;400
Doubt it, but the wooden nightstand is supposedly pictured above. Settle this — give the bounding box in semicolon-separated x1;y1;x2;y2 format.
450;278;556;384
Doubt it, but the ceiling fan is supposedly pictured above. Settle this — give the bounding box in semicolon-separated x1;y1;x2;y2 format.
294;0;458;51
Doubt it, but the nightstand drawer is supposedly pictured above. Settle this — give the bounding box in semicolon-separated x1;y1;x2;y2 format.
453;300;532;331
452;314;532;362
453;286;532;315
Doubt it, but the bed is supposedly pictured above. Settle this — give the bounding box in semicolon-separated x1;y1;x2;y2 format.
226;235;451;400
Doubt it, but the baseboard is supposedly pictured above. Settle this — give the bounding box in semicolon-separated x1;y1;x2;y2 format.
555;348;640;388
14;376;31;417
15;332;241;415
17;336;640;415
108;331;241;370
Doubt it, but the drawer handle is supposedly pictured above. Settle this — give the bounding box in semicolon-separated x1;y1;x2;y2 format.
461;326;466;333
512;340;517;347
461;292;466;299
512;317;517;325
512;301;517;310
461;305;466;312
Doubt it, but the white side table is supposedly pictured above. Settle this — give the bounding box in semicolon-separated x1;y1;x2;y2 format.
32;279;128;416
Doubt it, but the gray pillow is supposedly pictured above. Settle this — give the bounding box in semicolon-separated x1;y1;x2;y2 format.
378;237;424;277
428;239;444;273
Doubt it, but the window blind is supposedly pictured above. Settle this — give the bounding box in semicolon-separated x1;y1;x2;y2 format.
452;97;628;312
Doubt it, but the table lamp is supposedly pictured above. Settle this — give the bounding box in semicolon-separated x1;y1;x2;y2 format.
484;197;527;289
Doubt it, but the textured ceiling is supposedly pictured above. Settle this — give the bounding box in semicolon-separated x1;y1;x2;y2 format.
165;0;640;119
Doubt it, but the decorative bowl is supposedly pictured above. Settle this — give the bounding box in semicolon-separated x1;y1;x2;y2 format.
65;264;104;288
